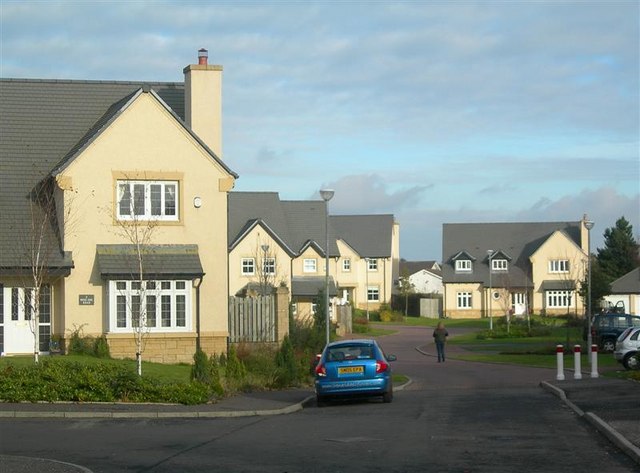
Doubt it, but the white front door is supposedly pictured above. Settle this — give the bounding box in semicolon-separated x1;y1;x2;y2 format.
512;293;527;316
3;287;37;355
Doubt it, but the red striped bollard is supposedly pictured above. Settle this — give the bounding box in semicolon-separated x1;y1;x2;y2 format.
590;344;599;378
556;345;564;381
573;345;582;379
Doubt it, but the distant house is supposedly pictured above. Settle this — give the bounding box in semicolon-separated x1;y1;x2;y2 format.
0;50;237;361
603;268;640;315
442;217;591;319
227;192;399;320
398;260;443;295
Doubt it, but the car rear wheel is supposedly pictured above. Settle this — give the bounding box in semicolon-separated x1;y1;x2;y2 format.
601;338;616;353
623;352;639;370
316;394;327;407
382;387;393;403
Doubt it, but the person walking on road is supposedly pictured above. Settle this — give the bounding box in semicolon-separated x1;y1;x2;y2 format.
433;322;449;362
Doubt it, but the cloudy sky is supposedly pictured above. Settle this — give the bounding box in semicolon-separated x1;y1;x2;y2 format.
2;0;638;260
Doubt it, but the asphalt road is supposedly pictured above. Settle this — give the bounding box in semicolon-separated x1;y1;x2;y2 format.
0;325;637;472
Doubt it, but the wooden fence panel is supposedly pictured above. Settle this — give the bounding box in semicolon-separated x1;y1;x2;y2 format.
228;295;276;343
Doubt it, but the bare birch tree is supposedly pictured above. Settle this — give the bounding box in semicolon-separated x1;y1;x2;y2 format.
106;178;161;376
396;269;415;316
252;237;283;296
15;176;75;363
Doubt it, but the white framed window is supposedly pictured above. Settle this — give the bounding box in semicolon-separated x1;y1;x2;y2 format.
241;258;255;275
548;260;569;273
367;287;379;302
546;290;573;308
455;260;472;272
263;257;276;275
117;180;179;221
492;259;508;271
457;291;472;309
342;259;351;272
303;258;317;273
109;280;190;332
367;258;378;271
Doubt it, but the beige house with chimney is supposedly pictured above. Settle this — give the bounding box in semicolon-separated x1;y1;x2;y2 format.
0;50;236;363
442;217;592;319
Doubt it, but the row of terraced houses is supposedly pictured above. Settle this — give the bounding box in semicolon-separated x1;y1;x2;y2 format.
2;50;618;364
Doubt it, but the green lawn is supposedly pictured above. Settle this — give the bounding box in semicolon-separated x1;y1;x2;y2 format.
453;352;620;370
449;325;585;349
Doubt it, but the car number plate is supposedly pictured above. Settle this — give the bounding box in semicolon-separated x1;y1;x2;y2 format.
338;366;364;374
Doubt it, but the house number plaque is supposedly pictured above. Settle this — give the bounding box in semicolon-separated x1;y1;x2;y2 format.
79;294;95;306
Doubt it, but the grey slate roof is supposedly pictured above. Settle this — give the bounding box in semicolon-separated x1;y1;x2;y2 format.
399;260;442;277
291;276;338;297
228;194;395;261
442;221;583;286
0;78;235;270
610;267;640;294
228;192;338;257
96;245;204;279
330;215;395;258
282;200;337;256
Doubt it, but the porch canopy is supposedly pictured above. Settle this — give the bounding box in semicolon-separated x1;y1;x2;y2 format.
291;276;338;298
540;280;576;291
96;244;204;280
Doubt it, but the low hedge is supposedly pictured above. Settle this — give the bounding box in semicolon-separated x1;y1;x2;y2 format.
0;359;212;405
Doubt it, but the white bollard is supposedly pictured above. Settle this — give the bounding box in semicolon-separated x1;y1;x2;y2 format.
573;345;582;379
556;345;565;381
590;344;599;378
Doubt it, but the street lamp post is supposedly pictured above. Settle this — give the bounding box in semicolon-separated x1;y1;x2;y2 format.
260;244;269;295
487;249;494;331
320;189;334;346
584;217;594;359
365;258;370;321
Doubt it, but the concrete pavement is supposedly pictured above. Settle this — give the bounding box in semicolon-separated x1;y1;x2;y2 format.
417;341;640;466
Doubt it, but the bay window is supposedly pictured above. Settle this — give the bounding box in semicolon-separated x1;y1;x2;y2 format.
110;280;190;332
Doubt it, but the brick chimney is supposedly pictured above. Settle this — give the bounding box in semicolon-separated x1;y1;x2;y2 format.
183;48;223;157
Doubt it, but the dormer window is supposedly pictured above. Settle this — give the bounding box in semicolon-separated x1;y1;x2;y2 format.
455;260;472;272
492;259;508;271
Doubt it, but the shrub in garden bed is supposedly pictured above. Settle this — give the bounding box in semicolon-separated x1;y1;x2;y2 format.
0;359;212;405
353;316;371;333
476;317;552;340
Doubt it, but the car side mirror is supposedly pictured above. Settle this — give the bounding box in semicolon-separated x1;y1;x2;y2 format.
386;354;397;362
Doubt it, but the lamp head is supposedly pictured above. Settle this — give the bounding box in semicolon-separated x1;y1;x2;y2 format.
319;189;335;202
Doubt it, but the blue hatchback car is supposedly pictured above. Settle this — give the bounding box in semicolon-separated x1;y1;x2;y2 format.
314;339;396;405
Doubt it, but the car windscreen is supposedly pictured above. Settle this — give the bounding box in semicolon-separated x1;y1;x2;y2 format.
326;344;375;361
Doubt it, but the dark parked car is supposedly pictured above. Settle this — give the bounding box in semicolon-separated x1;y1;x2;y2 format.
314;339;396;406
586;312;640;352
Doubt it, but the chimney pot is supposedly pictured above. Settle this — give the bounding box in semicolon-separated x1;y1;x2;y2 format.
198;48;208;65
